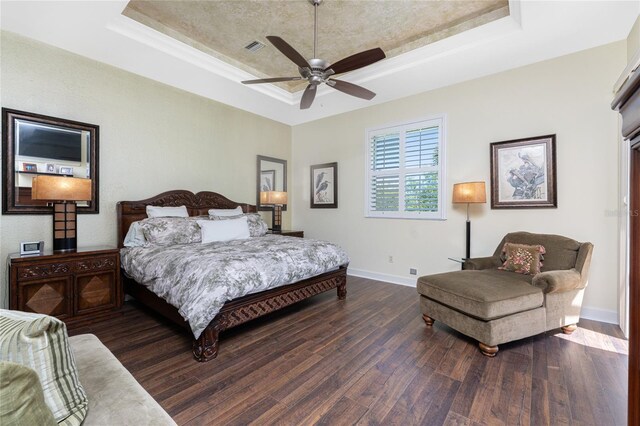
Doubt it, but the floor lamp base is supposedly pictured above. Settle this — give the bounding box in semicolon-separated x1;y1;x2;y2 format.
465;220;471;260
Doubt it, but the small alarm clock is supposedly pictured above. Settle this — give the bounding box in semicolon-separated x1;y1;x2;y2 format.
20;241;44;256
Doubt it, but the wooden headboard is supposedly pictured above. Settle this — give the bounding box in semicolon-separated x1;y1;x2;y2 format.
116;190;257;248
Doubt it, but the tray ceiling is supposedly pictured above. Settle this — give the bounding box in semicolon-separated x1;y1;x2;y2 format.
123;0;509;91
2;1;638;125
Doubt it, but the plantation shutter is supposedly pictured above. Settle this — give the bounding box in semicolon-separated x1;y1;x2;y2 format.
366;117;445;219
369;132;400;212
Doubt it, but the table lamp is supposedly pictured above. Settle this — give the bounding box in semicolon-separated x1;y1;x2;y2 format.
452;181;486;259
32;176;92;251
260;191;288;232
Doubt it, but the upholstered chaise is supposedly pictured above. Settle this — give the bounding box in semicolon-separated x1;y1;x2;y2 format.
417;232;593;356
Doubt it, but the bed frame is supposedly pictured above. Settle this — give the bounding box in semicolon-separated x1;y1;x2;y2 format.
117;190;347;362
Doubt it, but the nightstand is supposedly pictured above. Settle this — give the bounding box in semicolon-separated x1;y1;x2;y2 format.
8;246;122;326
268;230;304;238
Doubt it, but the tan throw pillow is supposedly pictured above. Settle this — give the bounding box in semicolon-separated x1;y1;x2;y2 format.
0;361;57;425
499;243;546;275
0;310;88;426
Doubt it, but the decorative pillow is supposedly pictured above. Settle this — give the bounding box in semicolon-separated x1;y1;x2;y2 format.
139;217;201;246
146;205;189;218
198;217;250;243
208;213;268;237
123;221;147;247
0;361;57;425
208;206;243;217
499;243;546;275
0;310;88;426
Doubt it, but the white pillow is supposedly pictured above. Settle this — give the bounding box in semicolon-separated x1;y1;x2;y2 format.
146;205;189;218
123;222;147;247
197;217;250;243
208;206;243;217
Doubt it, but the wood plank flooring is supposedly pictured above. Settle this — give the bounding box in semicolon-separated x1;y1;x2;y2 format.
69;276;628;425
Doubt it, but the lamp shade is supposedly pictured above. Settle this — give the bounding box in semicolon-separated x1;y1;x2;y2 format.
260;191;288;205
32;176;92;201
452;181;486;204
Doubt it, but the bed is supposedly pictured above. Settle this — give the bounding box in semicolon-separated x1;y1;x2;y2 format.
117;190;348;362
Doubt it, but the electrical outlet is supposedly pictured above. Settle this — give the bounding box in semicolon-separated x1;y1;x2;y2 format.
409;268;417;275
388;256;394;263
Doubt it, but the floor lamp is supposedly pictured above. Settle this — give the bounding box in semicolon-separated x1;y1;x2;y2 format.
32;176;92;251
452;181;486;259
260;191;288;232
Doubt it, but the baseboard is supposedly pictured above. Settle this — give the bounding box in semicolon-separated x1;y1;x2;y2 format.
347;268;619;325
347;268;417;287
580;306;619;324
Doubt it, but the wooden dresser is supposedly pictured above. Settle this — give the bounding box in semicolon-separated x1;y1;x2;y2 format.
268;230;304;238
8;246;121;326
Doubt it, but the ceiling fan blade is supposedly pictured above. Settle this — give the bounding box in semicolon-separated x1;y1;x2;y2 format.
266;36;310;69
325;48;385;75
300;84;317;109
242;77;302;84
327;79;376;100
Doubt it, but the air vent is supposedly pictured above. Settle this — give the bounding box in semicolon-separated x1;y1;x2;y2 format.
244;41;265;53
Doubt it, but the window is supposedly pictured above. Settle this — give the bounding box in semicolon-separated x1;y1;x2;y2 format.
365;116;446;219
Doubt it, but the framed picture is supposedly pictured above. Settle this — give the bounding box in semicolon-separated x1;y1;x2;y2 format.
22;163;37;172
59;166;73;175
310;162;337;208
260;170;275;192
45;163;55;173
490;134;557;209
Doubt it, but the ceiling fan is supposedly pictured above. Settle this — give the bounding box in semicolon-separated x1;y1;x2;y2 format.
241;0;386;109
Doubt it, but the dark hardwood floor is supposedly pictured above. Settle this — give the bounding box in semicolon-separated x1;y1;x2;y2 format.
69;276;628;426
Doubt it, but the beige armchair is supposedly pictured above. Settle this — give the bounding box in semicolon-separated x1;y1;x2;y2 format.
417;232;593;356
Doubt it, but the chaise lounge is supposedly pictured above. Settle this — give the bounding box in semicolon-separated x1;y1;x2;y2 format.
417;232;593;356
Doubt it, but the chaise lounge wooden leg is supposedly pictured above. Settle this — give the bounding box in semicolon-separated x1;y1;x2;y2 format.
561;324;577;335
422;314;434;326
479;342;499;357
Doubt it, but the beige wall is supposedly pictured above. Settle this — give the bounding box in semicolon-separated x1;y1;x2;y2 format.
627;14;640;62
0;32;291;307
292;41;626;319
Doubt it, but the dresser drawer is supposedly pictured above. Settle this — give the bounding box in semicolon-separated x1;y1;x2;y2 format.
74;255;118;273
17;262;73;281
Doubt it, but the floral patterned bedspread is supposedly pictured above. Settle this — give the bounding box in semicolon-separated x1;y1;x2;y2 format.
120;235;349;339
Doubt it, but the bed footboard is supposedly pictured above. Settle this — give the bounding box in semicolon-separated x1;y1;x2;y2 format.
193;265;347;362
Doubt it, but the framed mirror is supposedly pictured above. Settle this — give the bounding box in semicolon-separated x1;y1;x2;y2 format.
256;155;287;211
2;108;99;214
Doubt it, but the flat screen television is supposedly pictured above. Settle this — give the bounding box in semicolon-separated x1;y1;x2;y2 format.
17;120;82;162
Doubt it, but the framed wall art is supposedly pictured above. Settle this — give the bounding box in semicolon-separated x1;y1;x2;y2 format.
58;166;74;176
260;170;275;192
490;134;557;209
22;163;37;172
310;162;337;208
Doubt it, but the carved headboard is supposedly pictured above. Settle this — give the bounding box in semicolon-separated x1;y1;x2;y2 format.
116;190;257;248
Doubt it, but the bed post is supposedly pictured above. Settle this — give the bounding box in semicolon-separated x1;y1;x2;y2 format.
193;319;224;362
337;281;347;300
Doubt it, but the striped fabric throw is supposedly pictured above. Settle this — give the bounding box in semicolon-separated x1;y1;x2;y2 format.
0;310;88;426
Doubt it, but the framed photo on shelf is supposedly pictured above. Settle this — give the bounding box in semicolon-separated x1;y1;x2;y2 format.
22;163;37;172
490;134;557;209
310;162;337;208
58;166;73;175
260;170;275;192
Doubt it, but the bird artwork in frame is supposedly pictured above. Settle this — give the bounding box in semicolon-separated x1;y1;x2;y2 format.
490;135;557;209
311;162;338;208
261;170;275;192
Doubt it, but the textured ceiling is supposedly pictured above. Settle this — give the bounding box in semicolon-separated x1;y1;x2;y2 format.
124;0;509;92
